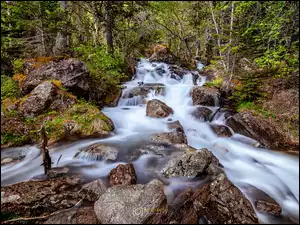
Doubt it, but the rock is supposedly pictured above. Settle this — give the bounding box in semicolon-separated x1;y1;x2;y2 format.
44;206;98;224
161;149;214;178
168;64;188;77
255;199;282;216
226;111;295;150
191;107;213;121
94;179;168;224
191;86;220;106
151;131;187;145
21;58;90;97
81;179;107;202
104;88;123;107
74;143;119;161
166;187;198;224
108;163;137;187
124;83;166;99
1;158;13;165
210;124;232;137
20;81;57;117
1;175;88;217
148;46;179;65
193;173;259;224
146;99;173;118
167;120;184;132
243;184;282;216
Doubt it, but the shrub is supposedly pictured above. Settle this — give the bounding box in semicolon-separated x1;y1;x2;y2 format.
73;44;128;92
13;58;25;74
1;75;21;101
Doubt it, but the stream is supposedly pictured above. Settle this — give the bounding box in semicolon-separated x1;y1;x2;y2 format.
1;59;299;224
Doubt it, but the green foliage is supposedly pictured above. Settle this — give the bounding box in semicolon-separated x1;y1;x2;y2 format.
204;77;223;88
237;101;276;118
1;75;20;101
74;44;128;91
1;133;29;146
13;58;25;74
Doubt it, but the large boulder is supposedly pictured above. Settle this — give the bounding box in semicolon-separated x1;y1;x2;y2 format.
226;111;296;150
1;175;84;217
20;81;76;117
146;99;173;118
20;81;57;117
161;149;220;178
191;86;220;106
193;173;259;224
151;131;187;145
94;179;168;224
21;58;90;97
191;107;213;121
148;45;179;65
74;143;119;161
108;163;137;187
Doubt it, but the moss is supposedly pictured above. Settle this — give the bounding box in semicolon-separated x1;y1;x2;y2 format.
204;77;224;88
1;133;30;146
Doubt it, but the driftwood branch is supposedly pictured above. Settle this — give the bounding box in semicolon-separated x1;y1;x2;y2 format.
40;124;52;174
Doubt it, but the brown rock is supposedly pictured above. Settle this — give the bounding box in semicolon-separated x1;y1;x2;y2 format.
210;124;232;137
193;173;259;224
1;175;85;217
191;107;213;121
74;143;119;161
146;99;174;118
167;120;184;132
44;206;98;224
151;131;187;145
108;163;137;187
255;199;282;216
191;86;220;106
226;110;296;150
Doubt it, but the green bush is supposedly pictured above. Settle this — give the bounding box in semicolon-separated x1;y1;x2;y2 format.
13;58;25;74
1;75;21;101
73;45;128;92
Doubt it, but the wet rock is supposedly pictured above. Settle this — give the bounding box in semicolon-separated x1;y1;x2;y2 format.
168;64;188;77
226;110;295;150
255;199;282;216
193;173;259;224
167;120;184;132
108;163;137;187
74;143;119;161
191;86;220;106
44;206;98;224
146;99;174;118
1;175;87;217
20;81;57;117
21;58;90;97
210;124;232;137
191;107;213;121
166;187;198;224
1;158;13;165
124;83;166;99
81;179;107;202
151;131;187;145
94;179;168;224
161;149;214;178
104;88;122;107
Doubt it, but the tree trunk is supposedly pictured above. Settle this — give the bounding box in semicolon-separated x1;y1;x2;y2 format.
53;1;68;55
195;40;200;60
105;1;114;55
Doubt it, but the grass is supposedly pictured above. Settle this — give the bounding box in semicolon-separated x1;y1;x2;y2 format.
237;101;276;119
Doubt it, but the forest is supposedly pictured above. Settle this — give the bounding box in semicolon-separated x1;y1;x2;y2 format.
1;1;299;224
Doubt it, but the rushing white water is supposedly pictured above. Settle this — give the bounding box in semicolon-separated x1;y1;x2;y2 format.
1;59;299;224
